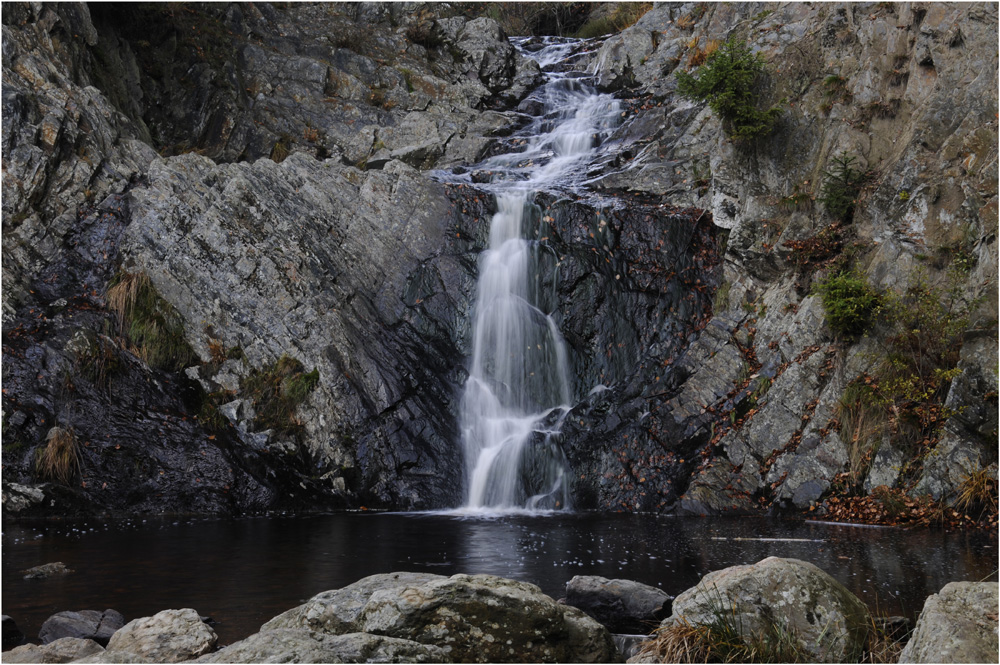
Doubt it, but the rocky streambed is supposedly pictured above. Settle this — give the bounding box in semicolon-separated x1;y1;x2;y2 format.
4;556;997;663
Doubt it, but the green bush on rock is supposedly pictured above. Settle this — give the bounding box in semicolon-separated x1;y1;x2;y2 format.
819;153;867;222
675;39;782;142
815;271;882;338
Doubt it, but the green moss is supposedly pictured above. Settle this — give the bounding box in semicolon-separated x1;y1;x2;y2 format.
197;390;232;432
241;355;321;434
675;39;782;142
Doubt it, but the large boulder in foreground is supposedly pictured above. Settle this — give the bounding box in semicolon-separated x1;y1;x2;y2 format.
899;581;999;663
196;629;448;663
98;609;216;663
654;557;870;663
265;572;618;663
565;575;671;634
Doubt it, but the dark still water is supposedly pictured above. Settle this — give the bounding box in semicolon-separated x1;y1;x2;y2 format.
3;512;996;645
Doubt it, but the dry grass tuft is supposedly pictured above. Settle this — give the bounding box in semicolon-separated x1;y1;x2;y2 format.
954;466;998;518
35;427;81;485
106;271;150;329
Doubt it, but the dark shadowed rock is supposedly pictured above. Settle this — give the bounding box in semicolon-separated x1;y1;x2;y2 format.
565;576;671;634
40;610;125;646
2;615;25;650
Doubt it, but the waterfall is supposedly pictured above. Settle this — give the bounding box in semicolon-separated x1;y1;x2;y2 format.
459;38;621;512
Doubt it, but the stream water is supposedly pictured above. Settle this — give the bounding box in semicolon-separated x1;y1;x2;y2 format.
3;514;995;646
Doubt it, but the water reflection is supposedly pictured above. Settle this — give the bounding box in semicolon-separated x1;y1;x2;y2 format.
3;514;995;645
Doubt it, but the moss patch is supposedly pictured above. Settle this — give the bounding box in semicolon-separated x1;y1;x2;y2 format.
241;355;320;434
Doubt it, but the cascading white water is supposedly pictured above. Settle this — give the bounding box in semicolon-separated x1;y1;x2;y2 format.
459;38;621;512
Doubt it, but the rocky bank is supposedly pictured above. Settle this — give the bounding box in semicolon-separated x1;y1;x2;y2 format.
3;561;997;663
2;2;997;519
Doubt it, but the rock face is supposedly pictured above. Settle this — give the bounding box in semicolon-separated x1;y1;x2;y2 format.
898;581;999;664
40;610;125;646
565;575;671;634
587;1;999;515
2;1;997;518
264;572;618;663
101;609;217;663
659;557;871;663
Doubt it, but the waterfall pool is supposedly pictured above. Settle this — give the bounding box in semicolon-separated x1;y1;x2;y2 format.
3;512;995;645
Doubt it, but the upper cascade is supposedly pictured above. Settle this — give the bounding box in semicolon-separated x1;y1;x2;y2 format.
457;37;621;513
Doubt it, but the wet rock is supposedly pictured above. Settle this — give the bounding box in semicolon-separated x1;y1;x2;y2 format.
39;609;125;647
661;557;871;663
102;609;216;663
196;629;450;664
22;562;73;579
899;582;999;663
3;637;104;663
565;576;671;634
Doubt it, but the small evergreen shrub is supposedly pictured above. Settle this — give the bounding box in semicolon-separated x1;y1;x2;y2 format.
815;271;881;338
818;153;866;222
675;39;782;142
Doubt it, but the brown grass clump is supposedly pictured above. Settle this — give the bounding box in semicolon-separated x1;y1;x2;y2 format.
688;38;721;67
106;271;150;327
105;271;196;371
636;620;710;663
635;611;812;663
35;427;81;485
954;466;998;520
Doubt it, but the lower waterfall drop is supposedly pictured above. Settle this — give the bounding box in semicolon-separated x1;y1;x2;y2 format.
458;37;621;512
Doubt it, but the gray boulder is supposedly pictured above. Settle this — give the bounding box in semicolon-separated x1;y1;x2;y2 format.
2;637;104;663
899;581;999;663
264;573;446;635
660;557;870;663
102;609;216;663
565;575;671;634
267;572;618;663
39;609;125;646
196;629;449;663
